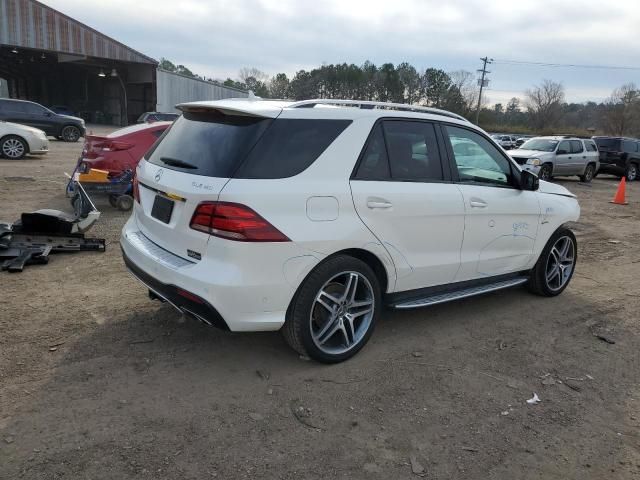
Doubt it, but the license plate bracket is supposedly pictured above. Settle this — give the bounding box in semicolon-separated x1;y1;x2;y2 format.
151;195;174;224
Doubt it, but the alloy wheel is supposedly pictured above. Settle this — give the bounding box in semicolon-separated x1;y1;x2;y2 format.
545;236;575;292
62;126;80;142
584;165;594;182
627;164;637;181
2;138;25;158
310;271;375;355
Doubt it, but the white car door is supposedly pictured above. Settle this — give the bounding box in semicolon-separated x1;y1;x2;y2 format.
350;120;465;292
441;124;541;281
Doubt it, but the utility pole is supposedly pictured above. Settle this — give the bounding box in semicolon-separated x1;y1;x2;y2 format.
475;56;493;125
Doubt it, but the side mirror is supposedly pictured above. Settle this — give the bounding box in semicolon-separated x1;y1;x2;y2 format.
520;169;539;191
557;149;568;155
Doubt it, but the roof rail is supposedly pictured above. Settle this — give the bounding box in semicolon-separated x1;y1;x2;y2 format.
553;133;594;139
288;99;469;122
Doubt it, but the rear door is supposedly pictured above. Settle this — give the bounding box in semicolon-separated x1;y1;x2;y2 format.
350;119;465;292
568;139;585;174
554;140;572;174
134;107;279;260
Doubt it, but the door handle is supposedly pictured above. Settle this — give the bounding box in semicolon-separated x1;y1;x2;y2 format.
469;198;487;208
366;199;392;209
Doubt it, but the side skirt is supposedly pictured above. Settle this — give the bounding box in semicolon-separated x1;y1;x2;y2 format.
386;272;530;310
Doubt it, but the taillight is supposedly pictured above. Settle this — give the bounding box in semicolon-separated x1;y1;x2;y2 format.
132;173;140;203
190;202;289;242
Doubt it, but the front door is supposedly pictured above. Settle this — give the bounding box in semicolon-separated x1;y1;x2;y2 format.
350;120;465;292
441;124;541;281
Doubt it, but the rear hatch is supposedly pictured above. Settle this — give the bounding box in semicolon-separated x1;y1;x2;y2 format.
134;102;282;260
594;138;622;163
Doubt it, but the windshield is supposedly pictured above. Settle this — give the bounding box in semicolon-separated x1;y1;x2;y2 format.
520;138;559;152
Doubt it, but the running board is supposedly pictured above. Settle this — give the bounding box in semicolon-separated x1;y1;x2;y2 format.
391;277;529;310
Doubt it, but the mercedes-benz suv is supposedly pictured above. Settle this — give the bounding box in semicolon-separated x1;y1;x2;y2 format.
121;99;580;363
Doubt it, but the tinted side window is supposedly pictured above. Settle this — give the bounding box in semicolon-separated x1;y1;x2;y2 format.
354;124;390;180
623;140;638;153
557;141;570;153
5;101;29;114
570;140;583;153
445;125;513;187
383;120;443;181
235;119;352;179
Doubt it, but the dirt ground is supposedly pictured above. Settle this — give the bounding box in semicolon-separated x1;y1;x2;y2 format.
1;129;639;479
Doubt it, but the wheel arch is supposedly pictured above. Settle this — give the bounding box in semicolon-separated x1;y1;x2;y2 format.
286;247;392;316
59;123;80;137
0;134;30;154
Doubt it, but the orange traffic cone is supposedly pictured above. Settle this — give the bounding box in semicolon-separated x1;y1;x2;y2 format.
610;177;628;205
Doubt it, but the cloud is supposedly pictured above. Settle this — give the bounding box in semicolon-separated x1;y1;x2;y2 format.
43;0;640;101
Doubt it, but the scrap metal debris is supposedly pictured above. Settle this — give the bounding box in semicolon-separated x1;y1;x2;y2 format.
1;183;104;272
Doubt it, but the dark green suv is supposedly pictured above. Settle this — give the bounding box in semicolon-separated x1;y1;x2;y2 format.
0;98;85;142
593;137;640;181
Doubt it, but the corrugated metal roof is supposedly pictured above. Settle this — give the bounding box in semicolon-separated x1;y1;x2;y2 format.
0;0;157;64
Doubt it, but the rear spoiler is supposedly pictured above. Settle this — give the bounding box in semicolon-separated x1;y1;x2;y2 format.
176;100;284;119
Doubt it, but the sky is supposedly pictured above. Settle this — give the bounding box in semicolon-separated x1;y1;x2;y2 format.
45;0;640;105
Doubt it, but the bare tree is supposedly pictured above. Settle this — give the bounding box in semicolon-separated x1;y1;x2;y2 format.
449;70;479;116
239;67;269;84
603;83;639;136
525;80;565;129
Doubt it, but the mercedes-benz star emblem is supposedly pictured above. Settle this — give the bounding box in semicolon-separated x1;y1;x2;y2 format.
154;169;163;182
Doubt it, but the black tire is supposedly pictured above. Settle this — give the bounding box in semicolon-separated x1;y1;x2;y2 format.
579;164;595;183
282;255;381;363
0;135;28;159
527;227;577;297
538;163;553;181
61;125;81;142
108;194;119;208
115;194;134;211
625;163;638;182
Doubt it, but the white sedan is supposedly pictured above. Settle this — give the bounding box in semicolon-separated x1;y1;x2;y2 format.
0;121;49;159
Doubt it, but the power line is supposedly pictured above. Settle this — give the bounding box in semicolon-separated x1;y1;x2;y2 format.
493;59;640;71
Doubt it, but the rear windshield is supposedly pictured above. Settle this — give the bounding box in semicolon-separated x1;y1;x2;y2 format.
146;112;351;178
594;138;622;151
146;111;272;177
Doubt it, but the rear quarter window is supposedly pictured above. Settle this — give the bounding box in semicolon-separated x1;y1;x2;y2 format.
585;141;598;152
234;119;352;179
623;140;638;153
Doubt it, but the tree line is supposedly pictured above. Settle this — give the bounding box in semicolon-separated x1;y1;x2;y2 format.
160;58;640;137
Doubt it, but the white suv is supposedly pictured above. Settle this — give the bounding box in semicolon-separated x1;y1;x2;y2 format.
121;99;580;363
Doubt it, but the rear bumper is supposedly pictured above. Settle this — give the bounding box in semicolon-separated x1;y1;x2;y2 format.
597;163;624;175
120;215;316;332
122;249;230;330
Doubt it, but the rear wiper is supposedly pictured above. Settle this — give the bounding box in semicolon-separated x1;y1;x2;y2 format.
159;156;198;169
